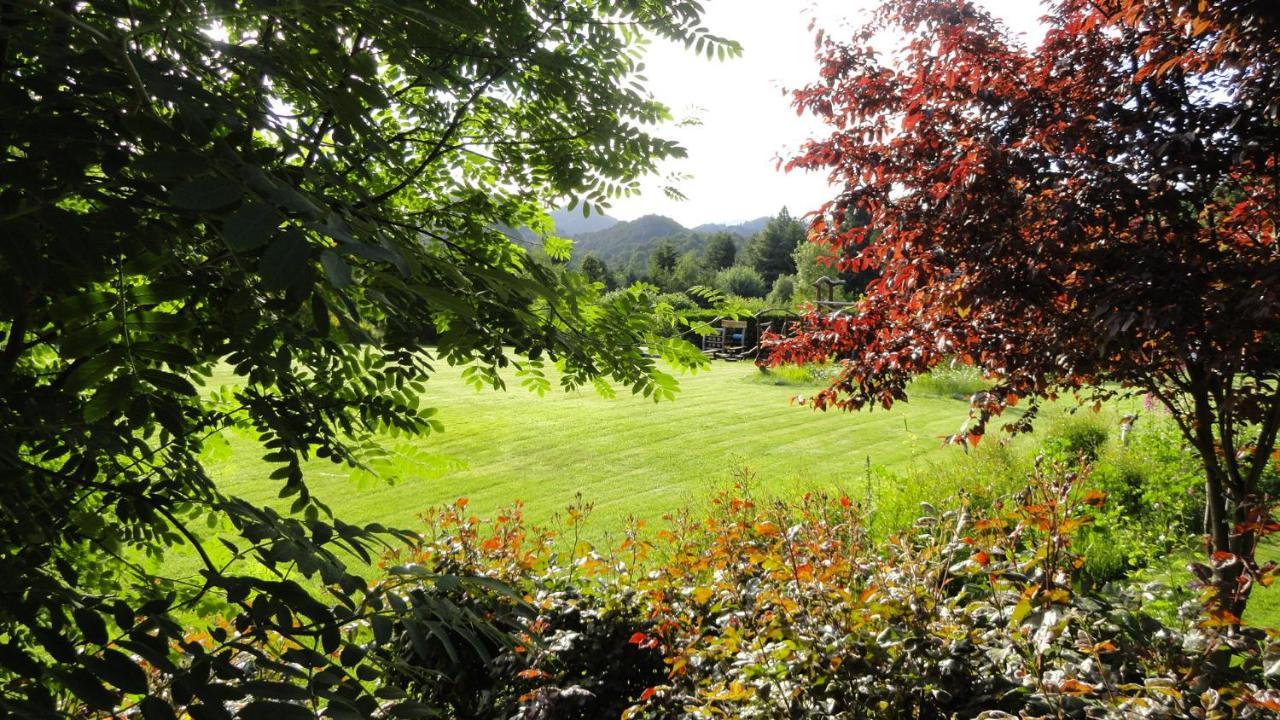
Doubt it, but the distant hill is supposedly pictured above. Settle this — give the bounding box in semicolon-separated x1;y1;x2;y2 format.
569;213;772;277
573;214;687;256
692;217;770;238
550;208;619;237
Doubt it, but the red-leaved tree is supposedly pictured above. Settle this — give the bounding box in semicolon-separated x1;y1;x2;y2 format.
769;0;1280;617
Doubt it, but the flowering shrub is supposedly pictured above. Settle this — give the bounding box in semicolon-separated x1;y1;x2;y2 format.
382;464;1280;719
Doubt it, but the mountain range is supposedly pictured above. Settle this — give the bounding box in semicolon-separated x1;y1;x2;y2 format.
548;210;770;267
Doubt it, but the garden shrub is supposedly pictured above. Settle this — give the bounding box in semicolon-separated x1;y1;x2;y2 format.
655;292;697;312
377;501;669;720
1075;419;1204;585
715;266;767;298
1043;411;1112;461
378;465;1280;719
765;274;796;307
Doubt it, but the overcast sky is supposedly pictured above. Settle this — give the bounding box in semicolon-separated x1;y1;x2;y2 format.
604;0;1047;227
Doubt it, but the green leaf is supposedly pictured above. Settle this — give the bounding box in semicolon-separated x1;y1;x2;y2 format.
1010;596;1033;627
59;668;120;710
84;376;134;423
338;644;365;668
63;349;124;394
94;648;149;693
50;290;115;322
169;175;243;211
240;680;311;702
140;696;180;720
386;700;437;719
543;235;573;262
132;342;198;366
73;607;108;646
140;368;198;396
259;232;312;292
224;202;280;251
319;250;352;289
60;321;119;358
133;151;209;178
370;615;392;645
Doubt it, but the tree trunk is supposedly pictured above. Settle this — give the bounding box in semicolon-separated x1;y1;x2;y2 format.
1188;385;1254;619
1204;468;1252;619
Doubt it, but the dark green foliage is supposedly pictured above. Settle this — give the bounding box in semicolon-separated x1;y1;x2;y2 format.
744;208;806;285
647;240;679;286
380;502;669;720
0;0;735;715
702;232;738;270
1072;418;1205;586
654;292;697;312
392;583;666;720
578;254;613;289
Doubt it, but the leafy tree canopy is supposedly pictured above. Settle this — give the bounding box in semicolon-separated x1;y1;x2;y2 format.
745;207;806;285
672;250;709;293
702;231;738;270
0;0;736;715
579;253;613;289
647;238;679;285
771;0;1280;616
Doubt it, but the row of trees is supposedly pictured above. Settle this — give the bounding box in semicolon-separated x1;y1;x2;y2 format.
580;208;817;302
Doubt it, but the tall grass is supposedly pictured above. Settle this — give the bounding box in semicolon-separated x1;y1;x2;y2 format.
746;363;834;387
751;362;991;394
906;363;991;398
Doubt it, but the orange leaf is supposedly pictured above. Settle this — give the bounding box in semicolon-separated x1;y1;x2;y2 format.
1043;588;1071;603
1058;678;1097;696
753;521;782;537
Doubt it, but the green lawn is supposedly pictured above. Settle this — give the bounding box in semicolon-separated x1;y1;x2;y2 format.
198;360;984;549
164;358;1280;627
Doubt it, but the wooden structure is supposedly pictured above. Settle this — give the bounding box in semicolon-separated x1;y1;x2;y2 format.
813;276;853;312
699;311;802;362
702;319;748;358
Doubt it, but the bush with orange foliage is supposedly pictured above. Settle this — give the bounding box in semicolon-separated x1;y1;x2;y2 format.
377;463;1280;719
